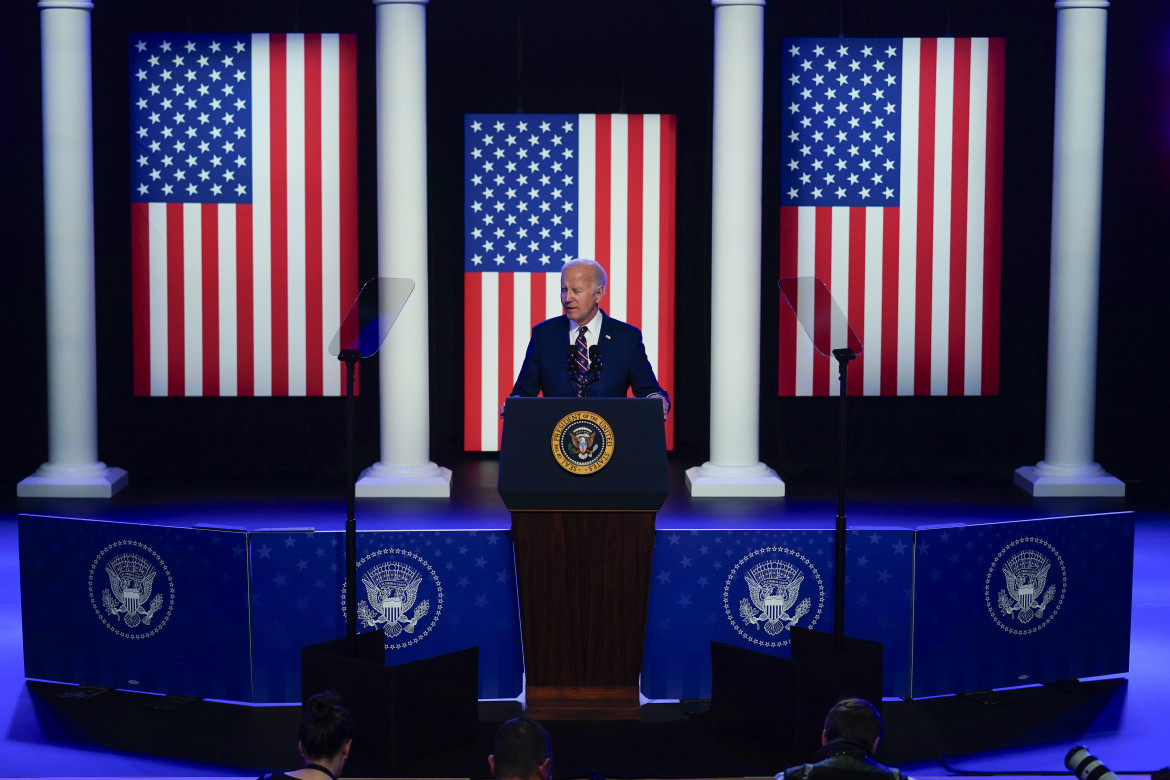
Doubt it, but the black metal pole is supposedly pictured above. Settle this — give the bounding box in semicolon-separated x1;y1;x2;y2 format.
832;347;856;649
340;350;360;653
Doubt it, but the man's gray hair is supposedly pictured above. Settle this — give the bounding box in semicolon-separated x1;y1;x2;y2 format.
562;258;607;292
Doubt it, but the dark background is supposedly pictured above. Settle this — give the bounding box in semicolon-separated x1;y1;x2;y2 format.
2;0;1167;496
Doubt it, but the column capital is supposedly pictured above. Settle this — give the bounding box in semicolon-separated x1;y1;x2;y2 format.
712;0;765;7
38;0;94;9
1054;0;1109;10
373;0;428;5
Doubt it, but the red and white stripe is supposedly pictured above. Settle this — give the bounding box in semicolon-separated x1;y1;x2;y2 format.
779;38;1004;397
131;33;358;396
464;114;677;451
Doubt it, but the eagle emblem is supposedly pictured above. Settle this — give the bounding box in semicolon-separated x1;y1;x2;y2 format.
357;560;430;639
739;559;811;636
101;553;165;629
997;549;1056;624
572;427;598;459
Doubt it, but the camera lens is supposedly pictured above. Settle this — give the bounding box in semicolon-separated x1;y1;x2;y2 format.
1066;746;1119;780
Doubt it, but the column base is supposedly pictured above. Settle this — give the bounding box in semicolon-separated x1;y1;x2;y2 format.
17;462;129;498
685;462;785;497
355;461;452;498
1013;461;1125;497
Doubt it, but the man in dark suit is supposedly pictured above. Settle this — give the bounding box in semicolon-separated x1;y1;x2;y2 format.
503;258;669;418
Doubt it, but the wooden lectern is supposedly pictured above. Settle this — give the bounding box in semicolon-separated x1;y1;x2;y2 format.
499;397;668;720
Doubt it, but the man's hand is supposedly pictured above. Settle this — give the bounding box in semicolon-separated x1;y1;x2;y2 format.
649;393;670;420
499;399;507;419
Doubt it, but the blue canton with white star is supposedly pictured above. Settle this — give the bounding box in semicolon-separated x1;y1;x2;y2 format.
781;38;903;207
464;114;580;272
130;34;253;204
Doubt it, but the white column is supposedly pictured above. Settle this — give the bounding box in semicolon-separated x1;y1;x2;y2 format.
686;0;783;497
1015;0;1123;497
356;0;451;497
19;0;127;498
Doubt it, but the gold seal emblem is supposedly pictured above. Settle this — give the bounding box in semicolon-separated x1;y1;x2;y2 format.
551;411;615;474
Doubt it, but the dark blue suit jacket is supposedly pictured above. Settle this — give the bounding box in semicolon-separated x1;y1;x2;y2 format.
509;312;669;404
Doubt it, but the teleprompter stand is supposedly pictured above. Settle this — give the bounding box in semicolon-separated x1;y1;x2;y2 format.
300;279;478;772
328;277;415;648
778;276;865;645
706;277;880;744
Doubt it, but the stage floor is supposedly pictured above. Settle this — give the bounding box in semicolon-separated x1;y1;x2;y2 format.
4;458;1167;777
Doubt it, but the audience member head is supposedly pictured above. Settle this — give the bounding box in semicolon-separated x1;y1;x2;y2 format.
298;691;354;767
822;697;883;755
489;718;552;780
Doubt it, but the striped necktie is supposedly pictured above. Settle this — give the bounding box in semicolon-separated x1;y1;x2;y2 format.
574;325;589;396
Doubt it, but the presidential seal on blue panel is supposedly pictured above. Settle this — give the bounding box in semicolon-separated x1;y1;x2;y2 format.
342;548;444;650
89;540;175;639
985;536;1067;635
551;410;614;474
723;546;825;647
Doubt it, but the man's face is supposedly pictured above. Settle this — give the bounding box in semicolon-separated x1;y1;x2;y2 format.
560;266;603;326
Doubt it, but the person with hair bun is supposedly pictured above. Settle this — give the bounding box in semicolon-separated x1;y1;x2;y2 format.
260;691;354;780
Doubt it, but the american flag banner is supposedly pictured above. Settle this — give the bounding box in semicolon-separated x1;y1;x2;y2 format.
778;38;1004;396
462;114;676;451
130;33;358;396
